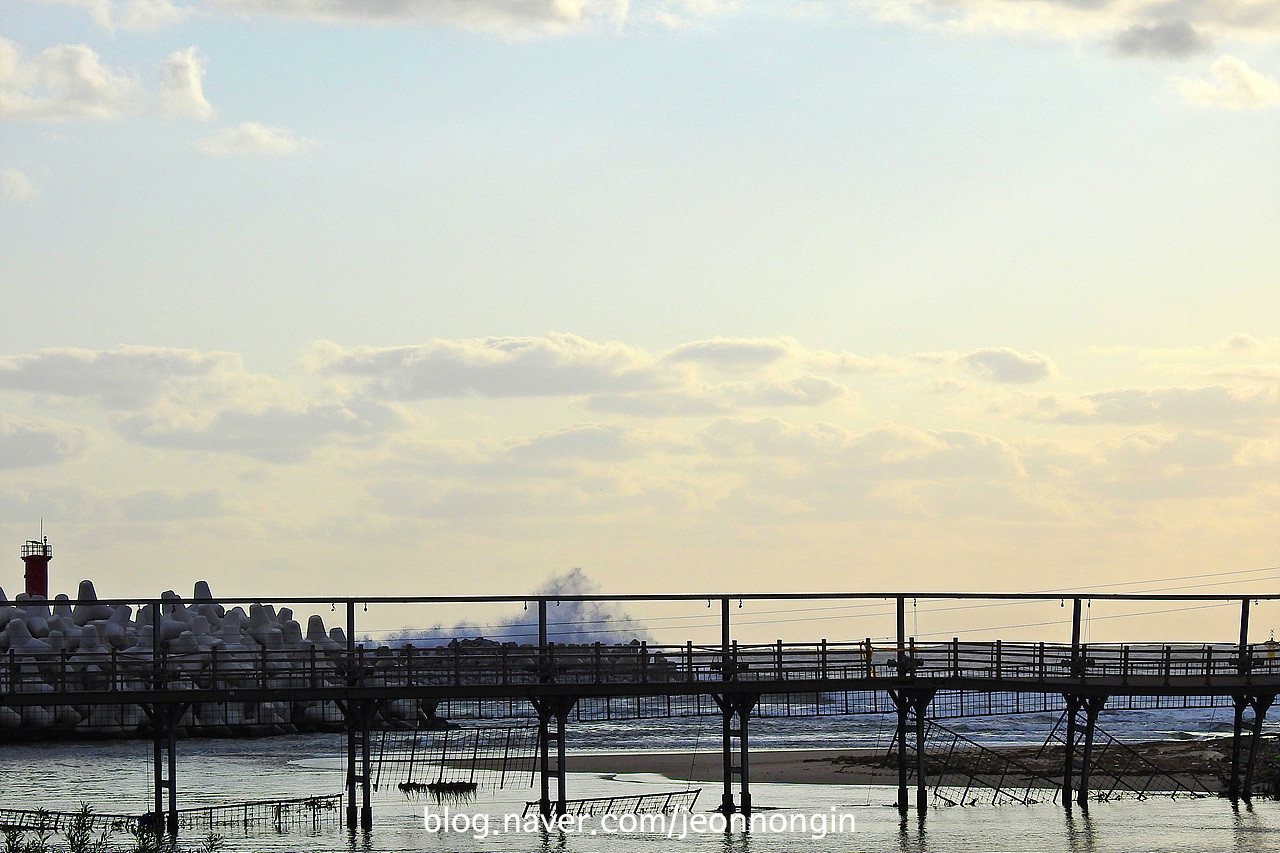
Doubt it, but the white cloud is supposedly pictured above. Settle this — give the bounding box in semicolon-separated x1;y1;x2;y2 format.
34;0;195;32
0;345;243;407
115;0;196;30
1043;385;1280;426
587;390;733;416
1109;21;1214;58
961;347;1058;383
196;121;311;155
116;395;400;463
0;37;145;122
914;347;1059;383
861;0;1280;61
207;0;627;37
158;47;215;121
0;416;90;469
731;372;853;406
1;168;39;203
311;334;675;399
663;337;797;368
120;489;224;521
1177;56;1280;108
0;345;404;462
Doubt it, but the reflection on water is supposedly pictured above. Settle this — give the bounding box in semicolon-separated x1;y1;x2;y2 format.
1063;805;1096;852
1;734;1278;852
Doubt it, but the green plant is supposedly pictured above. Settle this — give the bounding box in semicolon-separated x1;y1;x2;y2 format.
124;823;174;853
1;820;50;853
63;805;110;853
3;828;27;853
190;833;224;853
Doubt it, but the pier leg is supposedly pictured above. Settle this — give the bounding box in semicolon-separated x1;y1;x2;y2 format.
533;696;577;819
888;689;934;815
1061;696;1079;806
892;690;908;813
1075;696;1106;809
712;693;759;815
1060;695;1107;809
1229;695;1247;802
1238;694;1275;802
915;696;928;815
338;699;380;831
141;702;188;837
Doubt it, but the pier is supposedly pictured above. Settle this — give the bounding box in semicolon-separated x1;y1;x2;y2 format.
1;591;1278;833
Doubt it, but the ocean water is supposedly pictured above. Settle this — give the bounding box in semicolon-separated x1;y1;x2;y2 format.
3;710;1279;852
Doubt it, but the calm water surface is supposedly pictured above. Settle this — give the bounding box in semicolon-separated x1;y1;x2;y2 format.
3;715;1279;853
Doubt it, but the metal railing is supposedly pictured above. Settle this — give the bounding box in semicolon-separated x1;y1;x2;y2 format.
2;639;1278;696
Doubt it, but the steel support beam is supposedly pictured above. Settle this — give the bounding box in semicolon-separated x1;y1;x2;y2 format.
140;701;189;837
532;695;577;818
1060;694;1107;808
712;693;759;815
1229;693;1275;802
888;688;935;814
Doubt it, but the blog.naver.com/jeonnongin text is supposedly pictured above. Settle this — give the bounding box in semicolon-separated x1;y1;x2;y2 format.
423;806;857;841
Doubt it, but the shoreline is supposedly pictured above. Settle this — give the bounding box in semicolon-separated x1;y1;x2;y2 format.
563;748;900;785
534;737;1276;792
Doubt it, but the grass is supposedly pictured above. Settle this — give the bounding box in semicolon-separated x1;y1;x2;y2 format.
0;807;223;853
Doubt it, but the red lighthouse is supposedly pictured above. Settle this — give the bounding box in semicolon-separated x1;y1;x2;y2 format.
21;536;51;598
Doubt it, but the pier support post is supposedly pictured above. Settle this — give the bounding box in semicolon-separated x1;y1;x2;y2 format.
1060;694;1107;809
713;693;760;815
888;688;935;815
140;701;190;836
337;699;381;831
1229;693;1276;802
532;695;578;819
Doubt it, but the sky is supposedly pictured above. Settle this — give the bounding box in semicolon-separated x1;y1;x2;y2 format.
0;0;1277;642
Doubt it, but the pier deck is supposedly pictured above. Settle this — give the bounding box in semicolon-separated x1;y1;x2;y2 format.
2;591;1277;831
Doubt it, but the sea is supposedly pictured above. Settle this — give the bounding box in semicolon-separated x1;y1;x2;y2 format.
3;709;1279;853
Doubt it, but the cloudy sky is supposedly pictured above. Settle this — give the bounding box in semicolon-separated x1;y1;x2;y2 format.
0;0;1277;640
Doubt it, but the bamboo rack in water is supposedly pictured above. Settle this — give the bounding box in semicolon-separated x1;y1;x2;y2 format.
522;789;700;817
0;794;343;834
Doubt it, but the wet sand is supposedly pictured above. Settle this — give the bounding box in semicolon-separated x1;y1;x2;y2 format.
565;748;899;785
551;737;1277;793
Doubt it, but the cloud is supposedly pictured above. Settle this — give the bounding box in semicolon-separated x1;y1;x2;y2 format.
312;334;675;399
120;488;224;521
0;417;90;469
196;121;311;155
1047;385;1280;426
1;168;39;202
916;347;1058;383
1177;56;1280;108
0;37;145;121
733;373;853;406
1110;21;1213;57
587;390;732;417
862;0;1280;61
36;0;195;32
506;423;687;463
961;348;1058;383
113;0;196;30
116;394;401;463
206;0;626;37
158;47;215;121
700;418;1027;485
651;0;742;28
663;337;797;368
0;345;242;407
661;337;909;375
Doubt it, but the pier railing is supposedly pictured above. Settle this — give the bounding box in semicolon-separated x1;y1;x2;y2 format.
3;639;1278;698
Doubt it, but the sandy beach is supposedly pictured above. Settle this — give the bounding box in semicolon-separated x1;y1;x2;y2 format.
565;748;900;785
549;737;1279;794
